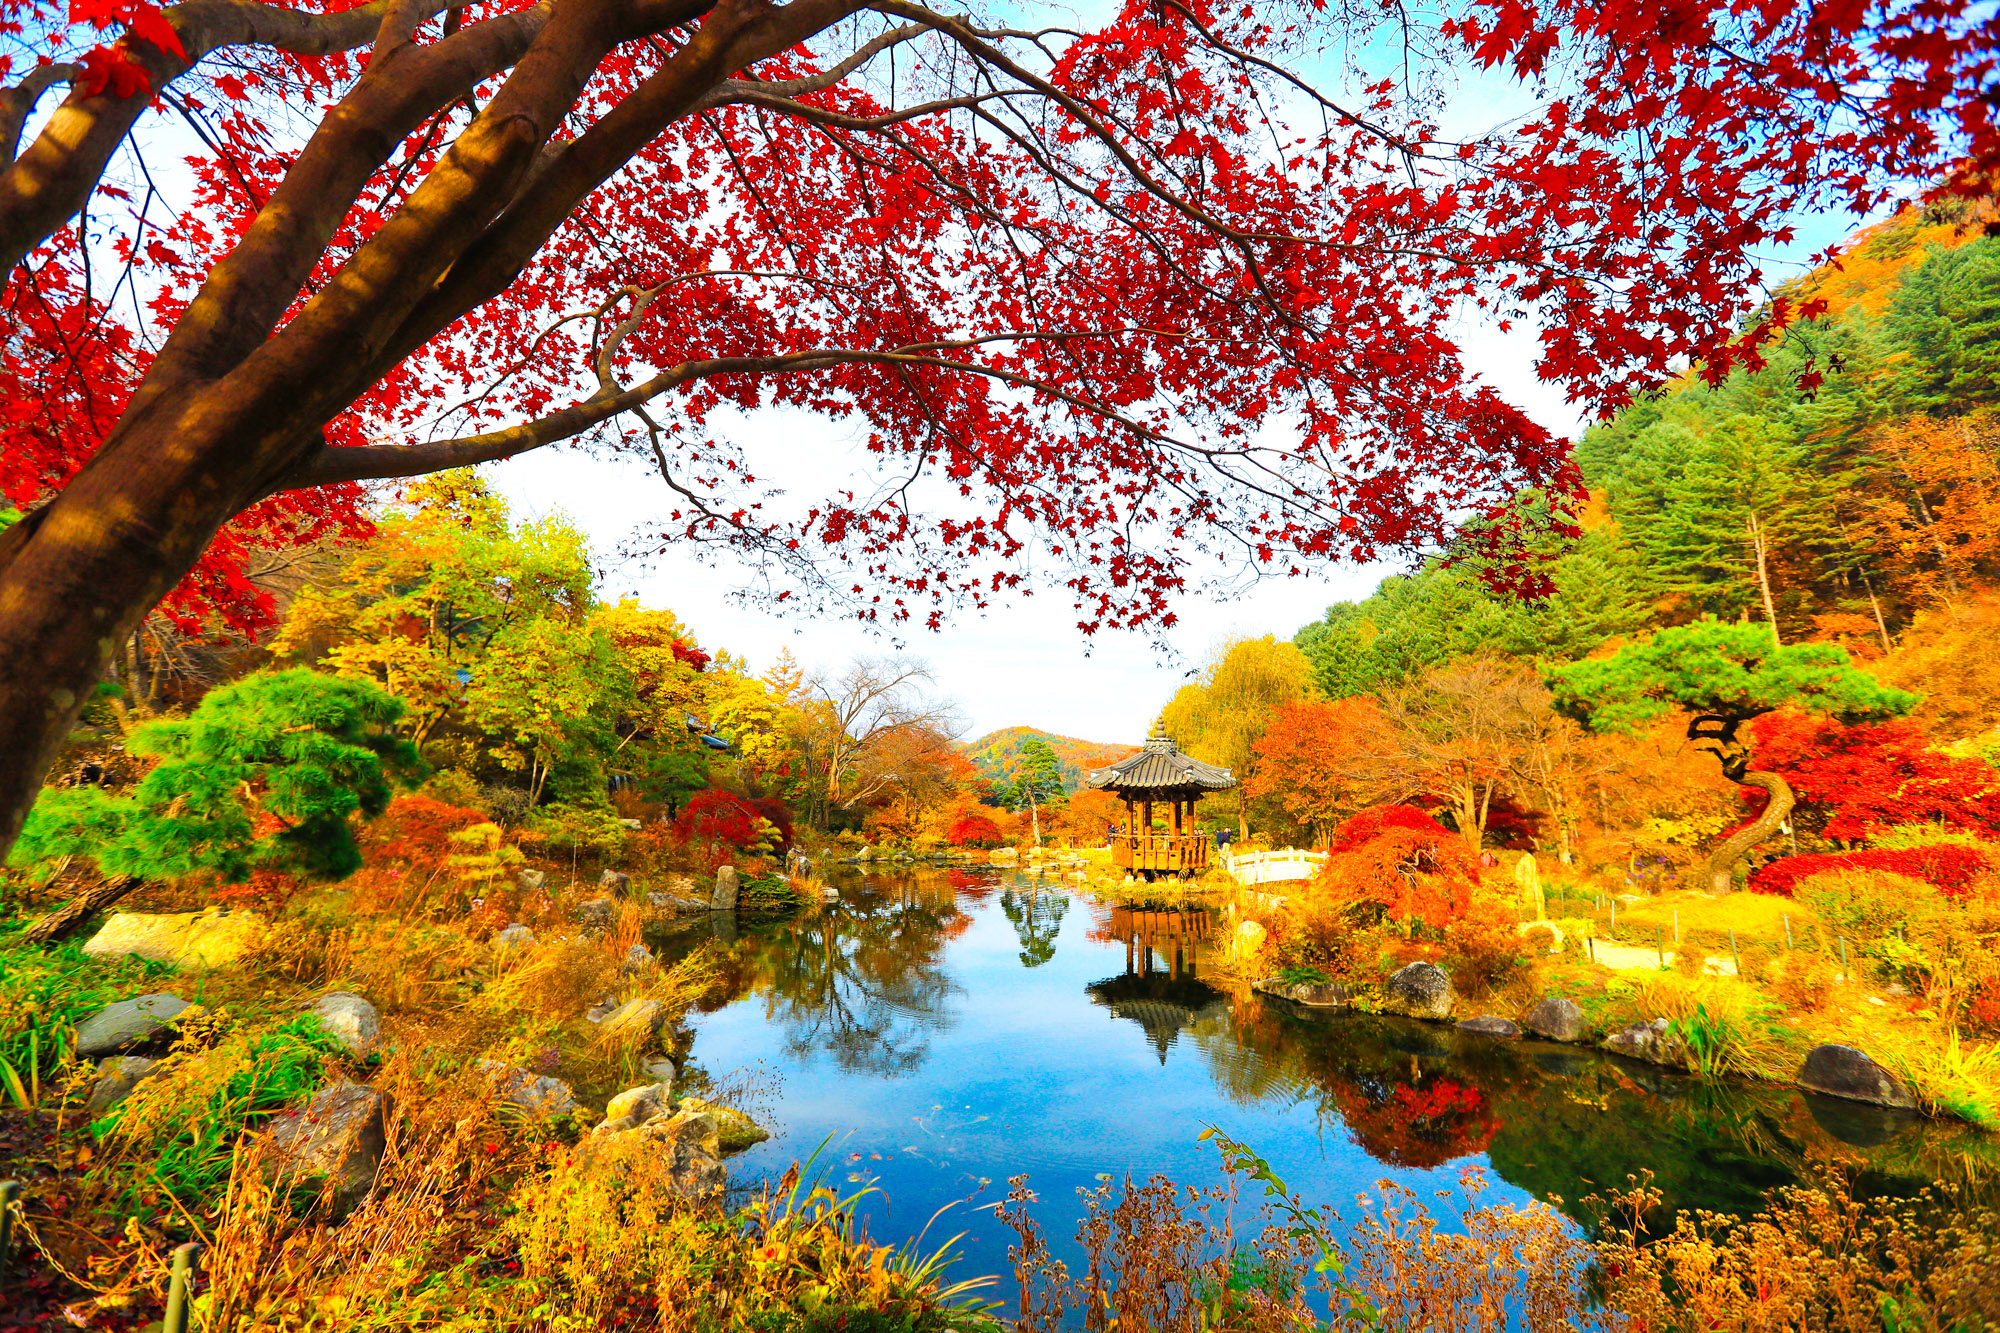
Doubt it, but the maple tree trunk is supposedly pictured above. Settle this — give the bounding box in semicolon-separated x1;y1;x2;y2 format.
1705;771;1794;894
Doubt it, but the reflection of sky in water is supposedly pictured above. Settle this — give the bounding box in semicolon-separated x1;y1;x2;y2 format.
672;868;1978;1305
687;874;1502;1292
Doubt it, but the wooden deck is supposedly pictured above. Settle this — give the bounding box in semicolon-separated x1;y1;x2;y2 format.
1110;831;1212;877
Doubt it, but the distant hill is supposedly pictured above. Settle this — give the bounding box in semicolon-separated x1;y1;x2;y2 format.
960;727;1137;794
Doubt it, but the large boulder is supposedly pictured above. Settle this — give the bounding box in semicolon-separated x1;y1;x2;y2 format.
75;994;192;1058
1379;962;1453;1021
84;910;262;968
574;898;615;930
1797;1045;1918;1110
1456;1015;1521;1039
599;870;632;900
710;866;740;912
267;1082;388;1212
678;1097;770;1154
1253;976;1350;1008
1522;996;1588;1043
647;893;709;915
1602;1017;1686;1067
84;1056;162;1117
479;1061;579;1120
308;993;380;1057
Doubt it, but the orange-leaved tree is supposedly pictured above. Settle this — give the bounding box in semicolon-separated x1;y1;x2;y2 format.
1245;697;1382;849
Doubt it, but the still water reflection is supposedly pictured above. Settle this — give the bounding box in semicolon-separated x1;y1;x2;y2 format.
652;865;1986;1296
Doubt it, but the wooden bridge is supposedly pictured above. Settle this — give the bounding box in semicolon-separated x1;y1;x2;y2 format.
1221;847;1327;886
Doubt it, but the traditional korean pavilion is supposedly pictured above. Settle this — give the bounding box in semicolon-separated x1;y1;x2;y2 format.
1084;732;1236;879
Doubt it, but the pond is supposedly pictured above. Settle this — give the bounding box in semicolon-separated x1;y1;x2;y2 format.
649;864;1987;1304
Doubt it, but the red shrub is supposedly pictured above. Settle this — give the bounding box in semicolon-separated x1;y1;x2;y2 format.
1311;805;1483;929
1743;710;2000;843
1749;844;1994;899
948;814;1005;847
675;788;778;853
1327;804;1455;853
360;795;488;868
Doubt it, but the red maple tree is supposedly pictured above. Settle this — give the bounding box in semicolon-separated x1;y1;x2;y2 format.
1740;710;2000;844
0;0;1994;858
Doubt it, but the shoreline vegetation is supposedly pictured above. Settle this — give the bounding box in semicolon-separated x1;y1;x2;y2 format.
5;836;1998;1329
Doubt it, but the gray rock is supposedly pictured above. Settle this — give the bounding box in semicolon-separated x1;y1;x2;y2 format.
493;923;536;953
577;1106;727;1200
85;1056;161;1117
1456;1015;1521;1039
479;1060;579;1119
1379;962;1453;1021
575;898;614;929
621;943;654;974
309;992;380;1057
1522;996;1587;1043
679;1097;771;1154
600;870;631;900
1252;977;1351;1008
597;1081;673;1134
647;893;709;915
267;1082;388;1212
1797;1044;1918;1110
598;996;671;1037
710;865;740;912
75;993;191;1058
1603;1017;1685;1067
518;869;547;894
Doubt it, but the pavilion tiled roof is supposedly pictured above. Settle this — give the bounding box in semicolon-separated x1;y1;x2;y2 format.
1084;734;1236;794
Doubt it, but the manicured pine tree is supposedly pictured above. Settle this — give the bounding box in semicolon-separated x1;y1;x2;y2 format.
10;670;418;940
1549;621;1916;892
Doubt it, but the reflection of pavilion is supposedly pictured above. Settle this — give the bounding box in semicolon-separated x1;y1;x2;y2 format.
1088;905;1225;1062
1108;904;1214;981
1087;972;1229;1063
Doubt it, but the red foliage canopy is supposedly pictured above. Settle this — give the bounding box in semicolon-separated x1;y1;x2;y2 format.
673;788;773;853
1328;805;1457;855
1749;845;1993;899
947;814;1004;848
1742;711;2000;844
6;0;1995;631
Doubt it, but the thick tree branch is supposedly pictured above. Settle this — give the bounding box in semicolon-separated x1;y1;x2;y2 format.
0;0;482;275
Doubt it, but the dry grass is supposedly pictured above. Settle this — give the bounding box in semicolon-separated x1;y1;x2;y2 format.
1592;1170;2000;1332
1001;1129;1605;1333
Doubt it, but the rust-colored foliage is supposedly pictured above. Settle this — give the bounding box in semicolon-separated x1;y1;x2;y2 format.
1309;805;1484;929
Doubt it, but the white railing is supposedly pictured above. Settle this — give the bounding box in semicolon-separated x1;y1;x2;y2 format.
1222;847;1326;886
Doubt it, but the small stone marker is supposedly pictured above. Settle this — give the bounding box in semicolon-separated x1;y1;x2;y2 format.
1512;853;1545;921
710;865;740;912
